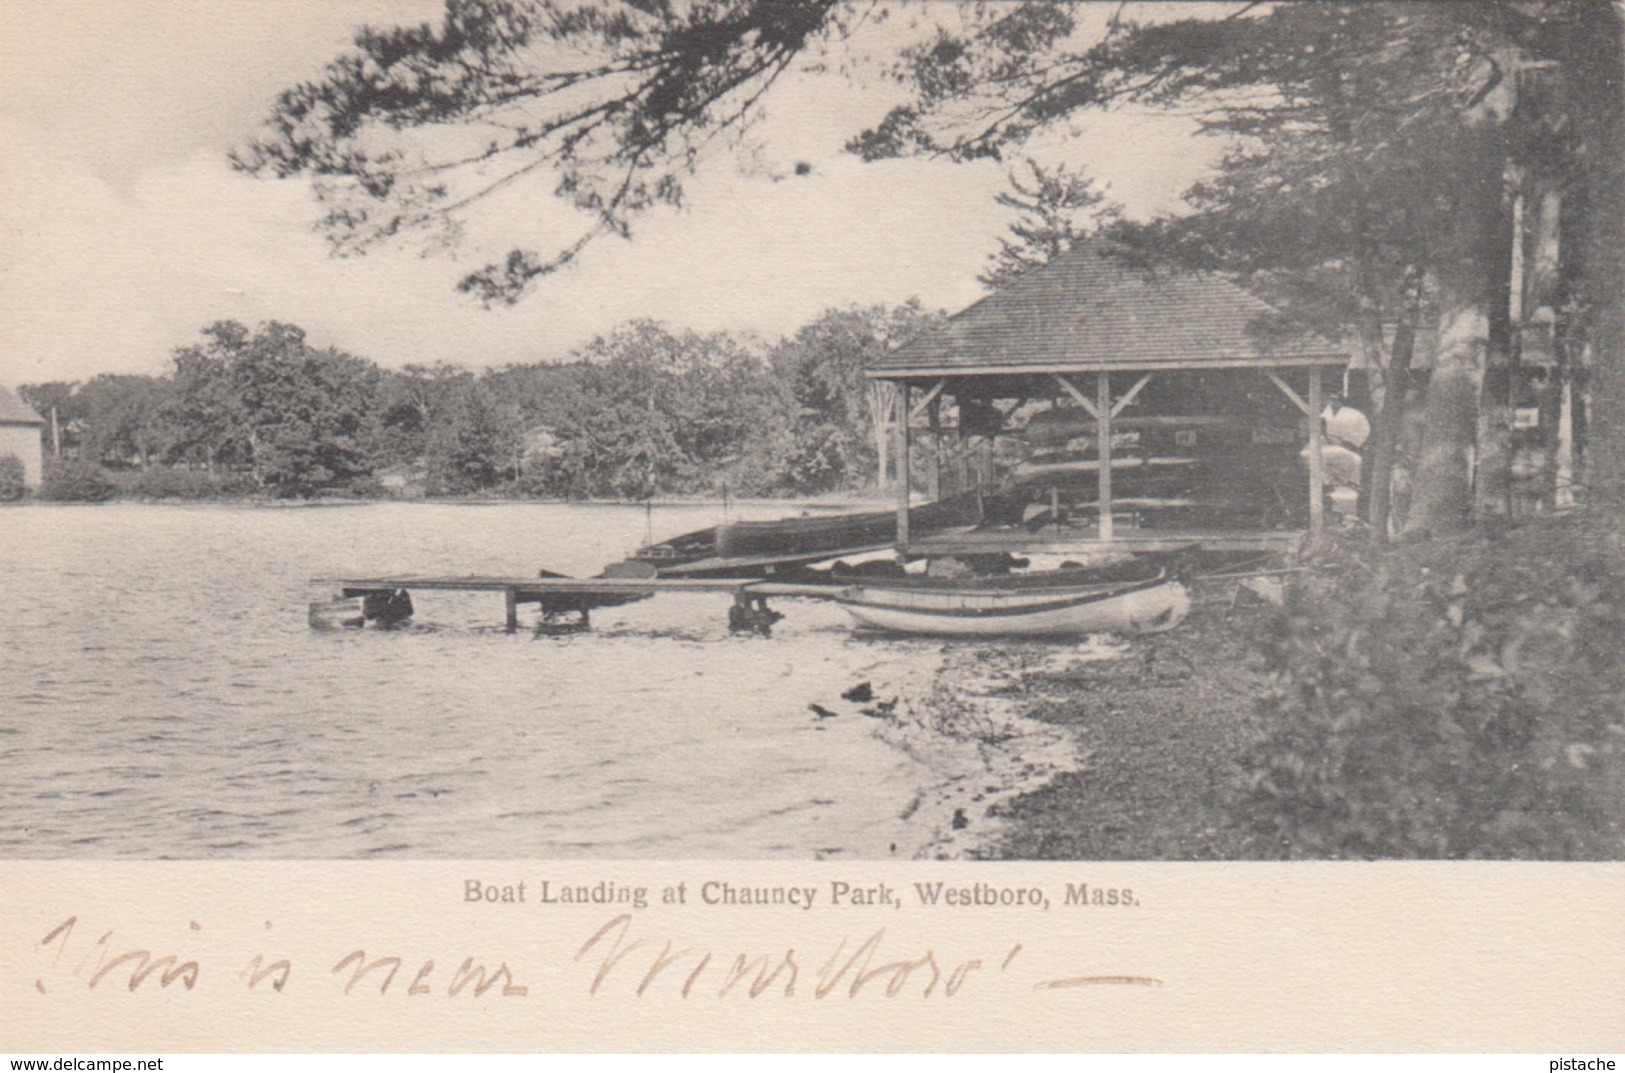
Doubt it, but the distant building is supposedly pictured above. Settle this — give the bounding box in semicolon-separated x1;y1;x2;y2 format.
0;386;46;489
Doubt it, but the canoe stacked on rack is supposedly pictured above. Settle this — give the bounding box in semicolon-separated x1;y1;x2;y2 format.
1007;421;1315;531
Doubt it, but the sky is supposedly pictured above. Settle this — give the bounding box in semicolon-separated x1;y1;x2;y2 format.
0;1;1223;383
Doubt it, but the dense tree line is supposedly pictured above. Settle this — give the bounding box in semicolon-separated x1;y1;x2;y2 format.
19;302;938;499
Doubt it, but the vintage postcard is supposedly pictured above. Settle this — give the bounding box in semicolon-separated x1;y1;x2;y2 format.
2;0;1622;1055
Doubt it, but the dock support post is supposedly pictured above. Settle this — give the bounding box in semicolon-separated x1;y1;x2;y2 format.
1308;365;1325;540
504;588;519;632
895;384;911;549
1097;371;1114;541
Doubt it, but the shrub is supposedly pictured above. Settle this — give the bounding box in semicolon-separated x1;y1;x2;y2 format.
491;473;559;499
0;454;24;501
39;459;118;502
114;466;259;500
334;475;389;498
1233;516;1625;859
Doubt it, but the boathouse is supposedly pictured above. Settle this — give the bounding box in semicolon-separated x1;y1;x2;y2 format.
869;241;1352;556
0;386;45;491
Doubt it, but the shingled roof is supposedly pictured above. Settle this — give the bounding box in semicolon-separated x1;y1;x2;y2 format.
871;241;1349;378
0;386;44;426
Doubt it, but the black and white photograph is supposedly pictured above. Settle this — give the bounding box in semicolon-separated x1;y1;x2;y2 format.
2;3;1623;1055
3;0;1621;866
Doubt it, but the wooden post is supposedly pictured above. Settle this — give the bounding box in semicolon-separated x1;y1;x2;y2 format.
1308;365;1325;539
954;394;969;494
1097;371;1114;541
927;395;943;501
894;384;911;548
504;588;519;632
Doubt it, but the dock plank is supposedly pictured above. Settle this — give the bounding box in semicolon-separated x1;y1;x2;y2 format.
315;575;843;598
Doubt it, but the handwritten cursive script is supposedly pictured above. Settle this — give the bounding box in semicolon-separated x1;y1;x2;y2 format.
30;913;1161;1001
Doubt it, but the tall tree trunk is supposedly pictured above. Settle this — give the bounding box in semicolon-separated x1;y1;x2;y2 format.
1367;269;1422;546
866;381;895;489
1472;164;1521;519
1404;126;1508;537
1567;5;1625;509
1523;181;1565;509
1405;297;1487;536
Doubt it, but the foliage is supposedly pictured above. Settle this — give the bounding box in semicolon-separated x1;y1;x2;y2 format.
22;299;938;502
73;374;177;467
168;320;381;495
425;377;526;492
373;362;474;469
0;455;25;501
764;301;943;494
39;459;118;502
233;0;859;304
980;157;1118;289
530;320;780;498
1235;518;1625;859
111;466;261;500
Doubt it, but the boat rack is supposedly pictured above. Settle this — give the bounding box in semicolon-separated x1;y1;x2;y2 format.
309;574;842;633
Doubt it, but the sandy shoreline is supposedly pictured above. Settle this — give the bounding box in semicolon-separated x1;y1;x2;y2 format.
896;597;1280;861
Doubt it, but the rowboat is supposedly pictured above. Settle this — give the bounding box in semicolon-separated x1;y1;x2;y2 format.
836;571;1190;637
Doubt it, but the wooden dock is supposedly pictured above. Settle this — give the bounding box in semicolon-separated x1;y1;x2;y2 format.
311;574;842;632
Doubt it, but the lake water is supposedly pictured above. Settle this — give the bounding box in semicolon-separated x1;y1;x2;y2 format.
0;501;1077;859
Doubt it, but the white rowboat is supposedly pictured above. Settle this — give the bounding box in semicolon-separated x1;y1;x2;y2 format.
837;575;1190;637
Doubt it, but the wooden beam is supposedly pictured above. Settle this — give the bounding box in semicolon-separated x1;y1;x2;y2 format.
1268;371;1311;416
1097;371;1114;541
997;396;1028;426
504;588;519;632
1308;365;1325;540
1053;374;1100;419
895;384;911;547
908;379;946;424
1110;373;1152;418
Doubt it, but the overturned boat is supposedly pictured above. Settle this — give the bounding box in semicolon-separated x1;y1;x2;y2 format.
630;491;1001;576
712;490;985;559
